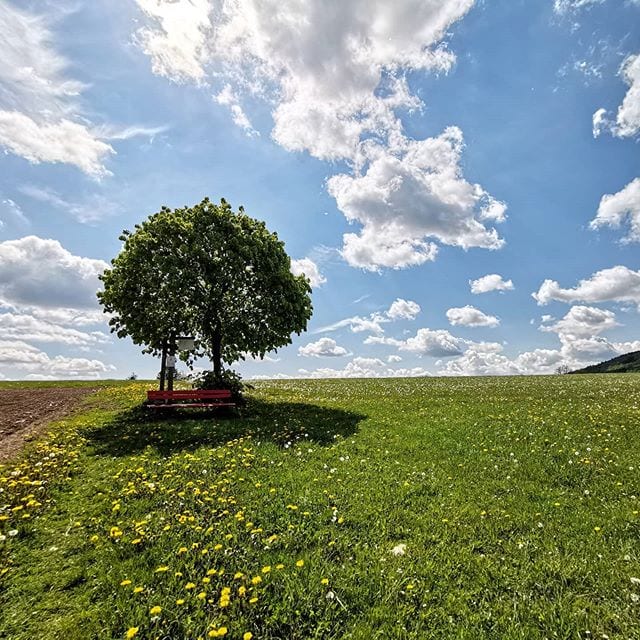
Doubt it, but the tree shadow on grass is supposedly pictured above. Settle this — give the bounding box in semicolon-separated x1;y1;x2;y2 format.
84;397;366;458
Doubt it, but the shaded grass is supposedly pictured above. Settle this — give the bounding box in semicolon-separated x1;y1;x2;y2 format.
0;375;639;639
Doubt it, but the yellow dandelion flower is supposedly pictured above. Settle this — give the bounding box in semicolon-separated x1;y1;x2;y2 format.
234;572;244;579
120;579;132;586
296;560;304;567
238;585;247;596
321;578;329;585
149;605;162;615
275;563;284;570
176;599;185;605
133;587;144;594
249;597;258;604
251;576;262;585
197;591;206;600
243;633;253;640
125;628;139;639
261;566;271;574
185;582;196;590
155;566;169;573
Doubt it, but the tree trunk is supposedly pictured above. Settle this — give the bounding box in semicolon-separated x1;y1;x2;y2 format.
212;325;222;379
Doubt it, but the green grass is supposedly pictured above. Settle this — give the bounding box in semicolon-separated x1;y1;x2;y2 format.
1;375;639;639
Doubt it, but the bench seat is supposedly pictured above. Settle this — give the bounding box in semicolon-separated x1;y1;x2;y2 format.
146;389;236;409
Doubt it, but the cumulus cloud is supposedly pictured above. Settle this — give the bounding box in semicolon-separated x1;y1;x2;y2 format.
0;339;114;379
318;298;421;334
367;328;465;357
540;305;618;338
590;177;640;243
133;1;506;270
593;54;640;138
386;299;421;321
299;356;429;379
446;305;500;327
439;303;632;376
533;266;640;308
470;273;514;294
298;337;350;358
290;258;326;288
329;127;505;270
0;236;108;309
0;313;108;346
134;0;473;150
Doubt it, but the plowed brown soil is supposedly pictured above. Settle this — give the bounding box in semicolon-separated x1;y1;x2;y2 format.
0;387;95;461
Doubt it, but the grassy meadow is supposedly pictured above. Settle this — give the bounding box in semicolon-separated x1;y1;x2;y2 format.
1;375;639;639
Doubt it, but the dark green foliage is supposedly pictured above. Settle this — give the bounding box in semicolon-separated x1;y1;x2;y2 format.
97;198;313;375
191;368;253;403
571;350;640;374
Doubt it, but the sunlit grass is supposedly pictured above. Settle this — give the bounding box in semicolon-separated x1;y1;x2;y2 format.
1;375;639;639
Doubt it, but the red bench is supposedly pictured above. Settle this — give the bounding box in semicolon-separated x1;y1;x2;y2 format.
146;389;236;409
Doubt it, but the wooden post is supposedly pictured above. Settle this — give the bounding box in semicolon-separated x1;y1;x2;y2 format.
167;331;176;392
159;339;167;391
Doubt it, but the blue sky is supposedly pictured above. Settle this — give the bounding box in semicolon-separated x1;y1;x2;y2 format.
0;0;639;380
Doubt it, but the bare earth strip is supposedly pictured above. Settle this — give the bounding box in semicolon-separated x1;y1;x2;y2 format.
0;387;96;461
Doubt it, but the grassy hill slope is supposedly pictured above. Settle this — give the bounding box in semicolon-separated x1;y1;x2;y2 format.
572;350;640;374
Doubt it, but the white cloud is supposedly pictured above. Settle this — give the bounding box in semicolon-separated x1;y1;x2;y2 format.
318;298;421;334
533;266;640;308
214;84;258;136
0;339;114;379
553;0;605;13
133;1;506;270
290;258;326;288
439;303;633;376
446;305;500;327
134;0;473;152
0;111;114;178
0;3;114;176
298;337;350;358
329;127;505;270
470;273;514;294
298;356;429;379
367;328;465;357
0;236;108;309
590;177;640;243
0;3;164;176
386;299;421;321
540;305;618;338
0;313;107;346
134;0;211;84
387;355;402;363
593;54;640;138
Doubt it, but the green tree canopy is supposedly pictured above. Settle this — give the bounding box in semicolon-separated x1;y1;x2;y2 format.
98;198;313;376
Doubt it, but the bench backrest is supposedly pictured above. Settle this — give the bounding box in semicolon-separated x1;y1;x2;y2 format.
147;389;232;401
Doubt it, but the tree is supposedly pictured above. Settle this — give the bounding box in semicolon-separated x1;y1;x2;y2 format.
555;364;571;375
98;198;313;378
